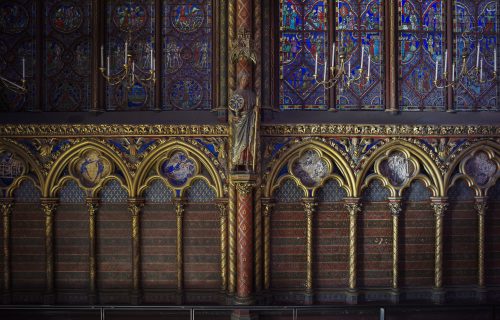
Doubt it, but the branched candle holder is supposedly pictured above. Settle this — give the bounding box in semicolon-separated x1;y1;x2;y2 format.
0;58;27;94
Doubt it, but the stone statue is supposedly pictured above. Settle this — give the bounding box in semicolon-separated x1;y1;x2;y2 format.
229;71;256;171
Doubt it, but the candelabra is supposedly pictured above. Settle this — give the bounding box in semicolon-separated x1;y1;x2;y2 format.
0;58;27;94
434;45;497;90
99;35;156;89
314;43;371;90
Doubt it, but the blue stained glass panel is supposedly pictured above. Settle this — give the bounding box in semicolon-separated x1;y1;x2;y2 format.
399;0;445;111
454;0;498;111
162;1;212;110
105;0;155;111
280;0;328;110
336;0;385;110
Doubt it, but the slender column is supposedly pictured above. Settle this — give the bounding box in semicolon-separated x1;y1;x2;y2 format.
228;0;236;94
303;198;316;305
385;0;398;113
86;198;99;304
388;197;402;303
431;197;448;304
262;198;274;293
91;0;102;111
234;179;254;304
475;196;487;301
228;183;237;296
254;185;262;294
41;198;58;304
174;198;185;304
235;0;253;77
216;198;229;293
128;198;144;304
345;198;361;304
1;199;13;304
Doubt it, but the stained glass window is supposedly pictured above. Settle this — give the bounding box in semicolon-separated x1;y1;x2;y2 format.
44;0;91;111
0;1;36;111
279;0;384;110
105;0;155;110
279;0;329;110
337;0;384;110
454;0;497;110
162;1;212;110
399;0;445;111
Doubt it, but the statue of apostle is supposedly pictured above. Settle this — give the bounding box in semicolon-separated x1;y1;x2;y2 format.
229;71;257;172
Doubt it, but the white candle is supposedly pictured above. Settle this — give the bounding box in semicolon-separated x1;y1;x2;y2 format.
153;57;155;71
361;46;364;69
452;63;455;81
125;41;128;64
101;45;104;68
22;58;25;79
323;56;327;81
444;50;447;74
315;52;318;76
348;60;351;76
476;42;480;69
380;308;385;320
435;58;438;81
494;48;497;72
480;58;483;81
150;47;154;70
132;61;135;74
367;54;371;79
332;43;335;65
107;56;110;77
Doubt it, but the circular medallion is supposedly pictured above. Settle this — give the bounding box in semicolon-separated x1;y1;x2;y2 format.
169;78;203;110
72;39;90;76
160;152;197;188
171;4;204;33
50;2;83;33
0;3;29;34
127;83;147;109
45;38;65;76
50;81;82;111
113;4;147;32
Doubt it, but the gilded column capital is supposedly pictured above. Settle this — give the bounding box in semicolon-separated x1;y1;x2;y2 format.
127;198;144;217
262;198;274;217
474;197;488;216
40;198;58;216
431;197;448;217
173;198;185;218
302;198;317;218
388;198;402;217
235;182;254;195
344;198;362;216
0;199;13;216
85;198;99;216
216;198;228;218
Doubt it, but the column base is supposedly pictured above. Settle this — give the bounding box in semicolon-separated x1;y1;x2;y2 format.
2;292;11;305
476;287;487;303
231;309;258;320
385;109;399;115
88;293;97;305
130;291;141;305
432;288;445;304
43;292;55;305
389;289;400;304
345;289;358;304
234;294;255;305
304;290;314;305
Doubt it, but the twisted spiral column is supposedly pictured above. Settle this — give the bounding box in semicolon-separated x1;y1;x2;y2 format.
216;199;229;292
86;198;99;304
128;198;144;304
1;199;13;304
345;197;361;304
388;197;402;303
262;198;274;292
303;198;316;305
173;198;185;302
41;198;58;304
475;196;487;301
431;197;448;304
228;183;237;295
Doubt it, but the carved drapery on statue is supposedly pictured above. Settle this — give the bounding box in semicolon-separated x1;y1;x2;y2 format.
229;71;257;171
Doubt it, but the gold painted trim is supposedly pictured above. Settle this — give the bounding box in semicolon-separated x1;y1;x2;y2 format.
262;124;500;137
303;198;316;295
345;198;361;290
0;124;228;137
431;198;448;289
475;196;487;288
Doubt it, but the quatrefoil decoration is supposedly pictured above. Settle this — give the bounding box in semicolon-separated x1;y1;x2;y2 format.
159;151;198;188
0;151;26;189
291;149;331;188
464;151;497;187
378;151;418;187
70;150;112;188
